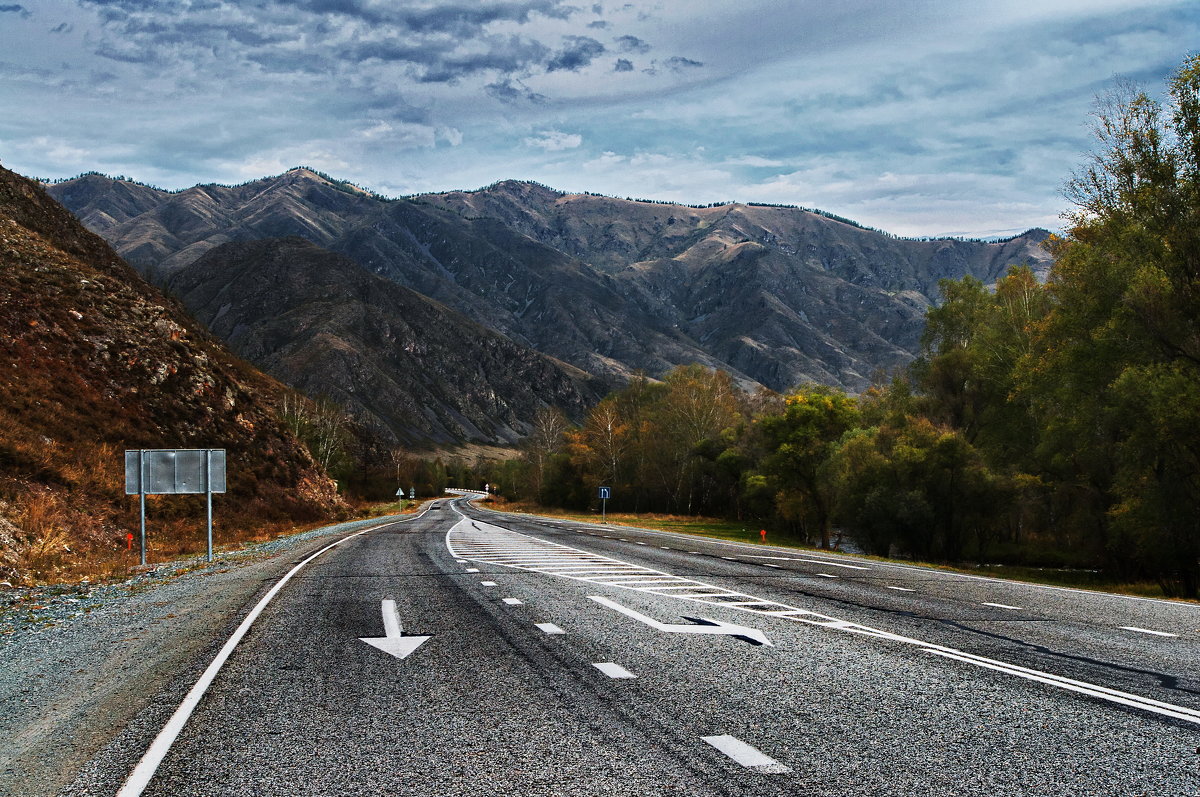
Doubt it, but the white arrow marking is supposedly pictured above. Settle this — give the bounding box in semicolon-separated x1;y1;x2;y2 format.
358;599;430;660
588;595;772;646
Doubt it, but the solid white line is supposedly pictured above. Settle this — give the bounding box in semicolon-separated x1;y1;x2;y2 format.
474;506;1199;609
116;514;417;797
536;623;565;634
816;573;837;579
798;558;869;570
1120;626;1178;638
701;735;791;773
458;504;1200;724
925;649;1200;723
886;586;915;592
762;563;782;568
593;662;637;679
502;598;523;605
480;581;497;586
983;602;1023;610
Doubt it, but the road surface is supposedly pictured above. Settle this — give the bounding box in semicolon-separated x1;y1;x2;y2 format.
61;498;1200;795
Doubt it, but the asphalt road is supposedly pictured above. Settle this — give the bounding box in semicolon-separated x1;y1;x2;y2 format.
63;498;1200;796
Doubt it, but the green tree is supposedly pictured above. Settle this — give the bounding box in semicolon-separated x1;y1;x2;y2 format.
755;386;859;548
1021;55;1200;594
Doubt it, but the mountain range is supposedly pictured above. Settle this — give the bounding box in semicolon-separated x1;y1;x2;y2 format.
47;168;1053;446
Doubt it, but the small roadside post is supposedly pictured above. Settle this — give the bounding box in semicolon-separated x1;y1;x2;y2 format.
125;449;227;564
599;486;611;523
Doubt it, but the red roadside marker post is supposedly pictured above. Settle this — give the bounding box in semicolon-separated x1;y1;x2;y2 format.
760;529;767;542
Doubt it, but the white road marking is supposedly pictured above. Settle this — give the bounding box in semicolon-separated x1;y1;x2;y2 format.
590;595;772;646
983;602;1022;610
358;599;431;660
798;558;869;570
481;581;497;586
762;563;782;568
925;649;1200;724
478;506;1195;610
464;567;479;573
536;623;565;634
446;514;1200;725
593;662;637;679
701;735;791;773
502;598;523;605
743;555;868;571
817;573;837;579
886;586;915;592
1120;626;1178;638
117;511;431;797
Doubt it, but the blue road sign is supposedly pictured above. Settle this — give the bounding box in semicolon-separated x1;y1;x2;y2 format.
599;487;611;500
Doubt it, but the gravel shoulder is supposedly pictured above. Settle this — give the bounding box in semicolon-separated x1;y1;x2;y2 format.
0;515;400;797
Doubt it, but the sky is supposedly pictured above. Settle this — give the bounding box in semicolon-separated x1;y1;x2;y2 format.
0;1;1196;238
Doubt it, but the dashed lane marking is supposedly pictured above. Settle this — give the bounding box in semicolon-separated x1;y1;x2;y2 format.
701;735;791;774
982;602;1022;610
1120;626;1178;638
886;586;915;592
536;623;565;635
593;662;637;679
502;598;523;605
445;513;1200;727
481;581;497;587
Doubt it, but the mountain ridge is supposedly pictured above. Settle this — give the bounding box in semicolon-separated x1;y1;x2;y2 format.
47;168;1053;396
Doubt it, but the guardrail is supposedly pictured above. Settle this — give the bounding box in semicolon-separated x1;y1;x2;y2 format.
445;488;488;497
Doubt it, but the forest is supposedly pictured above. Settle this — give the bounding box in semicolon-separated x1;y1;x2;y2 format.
478;56;1200;598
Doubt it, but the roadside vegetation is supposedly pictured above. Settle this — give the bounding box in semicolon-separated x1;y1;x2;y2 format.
482;57;1200;599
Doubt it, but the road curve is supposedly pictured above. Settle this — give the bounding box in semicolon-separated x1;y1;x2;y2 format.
60;498;1200;796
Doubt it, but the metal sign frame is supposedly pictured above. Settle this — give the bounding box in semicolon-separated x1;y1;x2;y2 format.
124;449;226;564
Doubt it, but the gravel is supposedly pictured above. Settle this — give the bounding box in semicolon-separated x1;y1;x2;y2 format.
0;514;398;797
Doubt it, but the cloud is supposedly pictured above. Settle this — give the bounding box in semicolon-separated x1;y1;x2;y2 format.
546;35;605;71
663;55;703;70
0;3;30;17
485;78;548;104
524;130;582;150
613;58;633;72
614;34;649;53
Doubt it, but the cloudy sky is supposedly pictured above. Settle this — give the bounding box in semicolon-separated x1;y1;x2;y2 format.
1;1;1196;237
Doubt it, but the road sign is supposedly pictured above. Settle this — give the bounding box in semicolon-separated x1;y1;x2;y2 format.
409;487;415;500
599;486;611;500
125;449;226;495
124;449;226;566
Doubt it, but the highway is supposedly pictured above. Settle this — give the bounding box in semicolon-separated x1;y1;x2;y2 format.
84;498;1200;795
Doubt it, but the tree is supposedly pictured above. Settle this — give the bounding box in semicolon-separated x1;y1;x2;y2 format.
524;407;569;502
1021;55;1200;595
755;386;859;548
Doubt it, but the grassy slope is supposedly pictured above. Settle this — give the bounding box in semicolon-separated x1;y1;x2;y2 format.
0;166;346;584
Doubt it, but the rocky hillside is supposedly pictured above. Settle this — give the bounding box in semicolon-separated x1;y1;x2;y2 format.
167;237;604;447
0;166;342;582
48;169;1053;392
